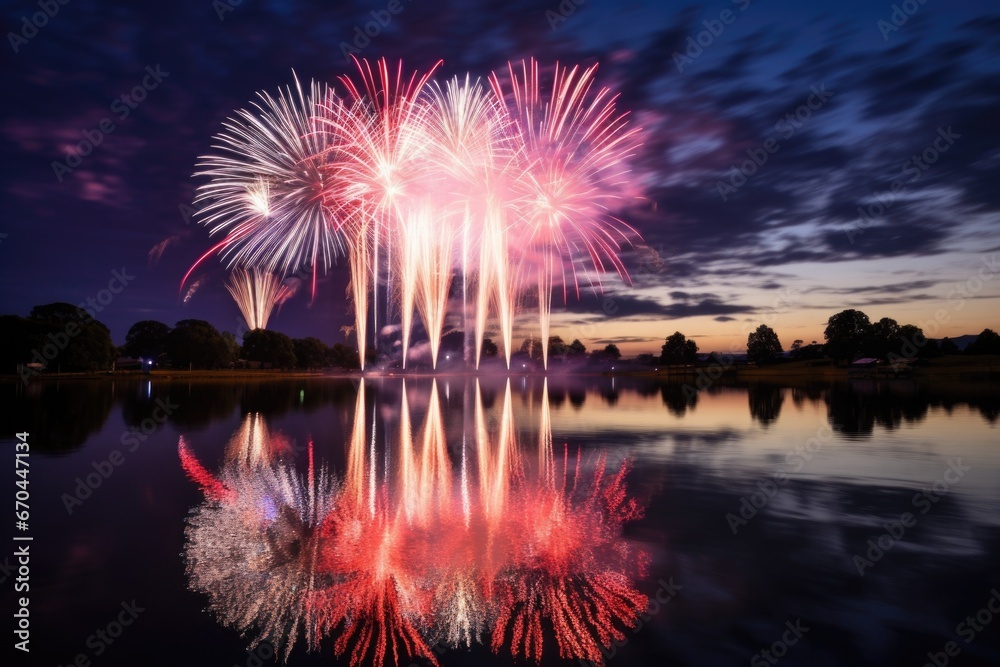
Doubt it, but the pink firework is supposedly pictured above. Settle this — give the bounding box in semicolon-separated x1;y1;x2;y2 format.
316;57;441;369
491;58;642;369
188;58;643;371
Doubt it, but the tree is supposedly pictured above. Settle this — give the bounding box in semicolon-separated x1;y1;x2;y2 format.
603;343;621;360
221;331;241;362
547;336;567;361
242;329;296;368
480;338;498;358
869;317;900;360
939;337;959;355
747;324;783;365
166;319;233;369
635;353;657;366
0;314;47;372
567;339;587;358
294;337;329;369
967;328;1000;355
660;331;698;365
519;337;542;361
123;320;171;361
894;324;936;359
28;303;115;371
327;343;360;369
823;309;872;364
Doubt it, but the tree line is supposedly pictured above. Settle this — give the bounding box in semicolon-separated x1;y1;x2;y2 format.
657;309;998;368
0;303;361;373
2;302;996;375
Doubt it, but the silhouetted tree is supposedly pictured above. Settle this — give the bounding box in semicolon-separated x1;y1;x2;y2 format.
894;324;937;360
519;336;542;360
480;338;498;358
967;328;1000;355
28;303;115;371
547;335;567;360
635;353;657;366
221;331;241;362
747;324;783;365
327;343;360;369
939;337;959;355
166;319;233;369
823;309;872;363
242;329;296;368
567;339;587;358
869;317;900;360
294;337;329;369
660;331;698;365
123;320;171;361
0;315;46;372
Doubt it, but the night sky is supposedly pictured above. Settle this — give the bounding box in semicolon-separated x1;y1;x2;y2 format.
2;0;998;355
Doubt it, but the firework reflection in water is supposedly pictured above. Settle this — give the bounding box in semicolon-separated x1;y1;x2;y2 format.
181;417;338;661
180;382;648;665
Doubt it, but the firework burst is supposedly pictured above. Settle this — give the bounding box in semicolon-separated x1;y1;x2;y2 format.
187;57;642;370
225;267;294;331
491;58;641;369
188;74;344;297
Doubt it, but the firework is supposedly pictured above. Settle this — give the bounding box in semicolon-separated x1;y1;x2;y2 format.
188;58;642;371
491;58;641;369
316;58;441;369
225;267;294;331
187;74;344;297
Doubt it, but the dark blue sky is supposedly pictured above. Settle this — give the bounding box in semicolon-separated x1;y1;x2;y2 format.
2;0;998;353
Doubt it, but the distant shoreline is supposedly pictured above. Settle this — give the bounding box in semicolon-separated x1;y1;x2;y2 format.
3;355;997;383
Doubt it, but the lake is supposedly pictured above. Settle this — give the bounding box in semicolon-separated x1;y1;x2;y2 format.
3;375;999;667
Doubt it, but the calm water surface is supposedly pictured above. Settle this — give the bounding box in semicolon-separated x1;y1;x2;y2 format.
3;376;998;667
